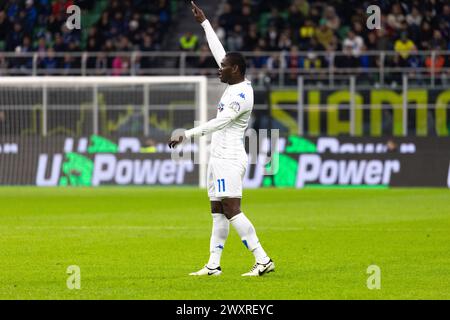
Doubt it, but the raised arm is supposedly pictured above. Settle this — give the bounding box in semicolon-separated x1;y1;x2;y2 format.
191;1;226;67
168;100;243;149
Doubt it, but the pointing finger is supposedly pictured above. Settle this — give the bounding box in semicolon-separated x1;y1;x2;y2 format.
191;1;199;10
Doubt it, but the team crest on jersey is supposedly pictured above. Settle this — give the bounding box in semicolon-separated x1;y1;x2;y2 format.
229;101;241;113
238;93;246;99
218;102;225;112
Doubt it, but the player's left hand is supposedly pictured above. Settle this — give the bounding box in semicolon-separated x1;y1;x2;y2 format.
168;134;185;149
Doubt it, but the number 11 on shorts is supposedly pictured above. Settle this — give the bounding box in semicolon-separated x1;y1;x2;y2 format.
217;179;225;192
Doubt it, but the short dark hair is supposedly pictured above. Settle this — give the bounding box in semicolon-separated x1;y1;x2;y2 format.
226;52;246;76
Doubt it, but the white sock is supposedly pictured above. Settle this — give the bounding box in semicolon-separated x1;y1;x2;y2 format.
230;212;270;265
207;213;229;269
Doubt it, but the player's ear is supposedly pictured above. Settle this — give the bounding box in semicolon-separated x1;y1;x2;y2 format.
232;65;239;74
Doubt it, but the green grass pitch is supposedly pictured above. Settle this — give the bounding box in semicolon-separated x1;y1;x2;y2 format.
0;187;449;299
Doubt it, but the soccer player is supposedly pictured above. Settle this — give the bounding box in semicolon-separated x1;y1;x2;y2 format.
168;2;274;277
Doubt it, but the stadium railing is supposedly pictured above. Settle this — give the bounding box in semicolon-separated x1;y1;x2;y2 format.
0;50;448;89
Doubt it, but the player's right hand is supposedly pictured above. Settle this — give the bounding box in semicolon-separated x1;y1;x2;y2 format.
191;1;206;23
168;133;185;149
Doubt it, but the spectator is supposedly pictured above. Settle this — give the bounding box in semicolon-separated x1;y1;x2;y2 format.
285;45;302;84
325;34;339;53
287;4;304;32
12;36;33;72
6;22;23;51
349;7;367;31
322;6;340;31
394;31;417;67
352;20;366;42
365;31;380;70
418;20;434;50
20;36;32;53
308;3;322;25
95;52;108;75
218;3;235;34
235;5;255;32
128;17;142;46
375;28;392;51
36;36;47;61
197;44;216;76
140;34;156;71
157;0;170;28
249;46;269;86
294;0;309;17
112;55;129;76
62;53;80;75
0;11;10;42
406;6;422;28
53;33;66;52
407;6;422;43
180;31;198;69
24;0;38;34
227;25;244;51
211;19;226;45
298;19;315;50
267;7;285;31
179;31;199;52
303;50;323;71
86;35;100;52
243;23;259;52
387;3;406;31
52;0;73;16
278;30;292;52
40;47;58;74
315;20;334;51
265;24;280;51
250;46;268;69
335;41;361;75
442;4;450;26
430;30;446;50
266;53;282;82
425;53;446;76
343;30;365;57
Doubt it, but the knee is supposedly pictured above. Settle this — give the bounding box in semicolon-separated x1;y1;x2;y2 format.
222;202;241;219
211;201;223;214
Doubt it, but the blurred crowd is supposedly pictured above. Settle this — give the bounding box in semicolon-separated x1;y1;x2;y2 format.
0;0;171;74
218;0;450;53
211;0;450;83
0;0;449;82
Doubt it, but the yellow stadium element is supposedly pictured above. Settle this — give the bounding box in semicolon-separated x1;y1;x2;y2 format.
370;90;404;136
435;91;450;136
270;91;299;135
327;91;364;136
140;146;157;153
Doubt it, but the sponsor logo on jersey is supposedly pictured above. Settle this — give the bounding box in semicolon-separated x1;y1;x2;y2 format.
218;102;224;112
229;101;241;113
238;93;246;99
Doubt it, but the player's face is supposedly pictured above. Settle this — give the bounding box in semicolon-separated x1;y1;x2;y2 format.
219;58;233;83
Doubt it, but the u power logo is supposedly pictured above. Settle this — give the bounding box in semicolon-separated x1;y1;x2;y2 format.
366;5;381;30
66;5;81;30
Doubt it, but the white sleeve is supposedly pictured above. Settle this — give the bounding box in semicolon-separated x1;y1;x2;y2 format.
185;101;242;138
201;19;226;67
